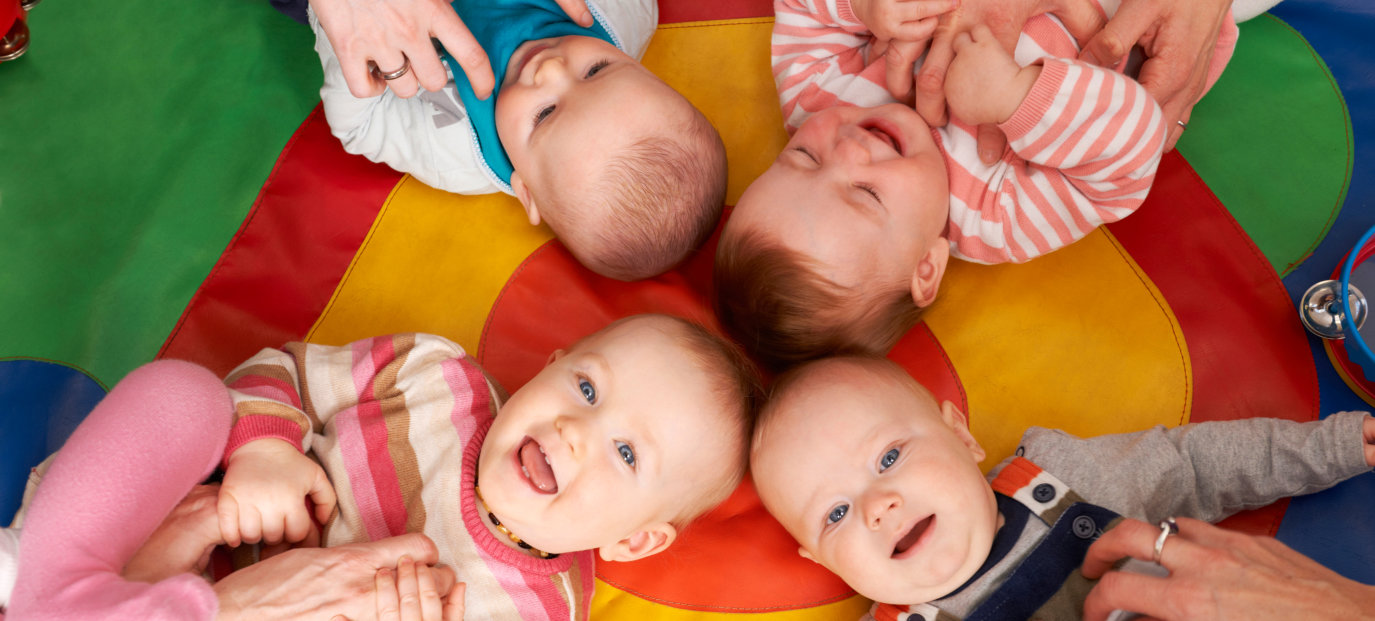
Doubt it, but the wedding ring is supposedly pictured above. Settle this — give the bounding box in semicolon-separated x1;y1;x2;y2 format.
1152;517;1179;564
1176;120;1188;131
374;56;410;81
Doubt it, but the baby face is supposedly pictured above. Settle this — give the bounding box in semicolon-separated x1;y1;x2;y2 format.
728;104;950;297
752;359;998;605
477;316;732;556
494;35;695;230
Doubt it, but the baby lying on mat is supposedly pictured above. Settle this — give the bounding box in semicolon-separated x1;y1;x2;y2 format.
750;356;1375;620
715;0;1239;370
315;0;727;281
7;314;759;620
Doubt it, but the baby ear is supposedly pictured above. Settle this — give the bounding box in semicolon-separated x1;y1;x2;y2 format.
798;547;818;563
510;173;542;226
599;523;677;562
940;400;986;463
545;349;566;367
909;240;950;308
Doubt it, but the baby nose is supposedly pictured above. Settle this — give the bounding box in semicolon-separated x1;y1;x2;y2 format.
833;133;872;164
864;490;901;529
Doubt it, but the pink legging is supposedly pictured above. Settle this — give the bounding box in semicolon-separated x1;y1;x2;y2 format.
6;360;231;620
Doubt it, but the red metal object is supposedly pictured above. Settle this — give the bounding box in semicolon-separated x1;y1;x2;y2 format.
0;0;28;63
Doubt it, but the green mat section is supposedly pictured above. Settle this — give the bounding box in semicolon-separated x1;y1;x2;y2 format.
0;0;319;386
1178;14;1352;277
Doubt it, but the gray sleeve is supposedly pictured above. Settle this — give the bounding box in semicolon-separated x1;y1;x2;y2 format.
1018;411;1372;524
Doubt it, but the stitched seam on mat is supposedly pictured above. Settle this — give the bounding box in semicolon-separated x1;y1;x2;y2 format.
1263;14;1353;277
159;108;317;358
1101;228;1191;428
308;174;411;341
476;241;558;364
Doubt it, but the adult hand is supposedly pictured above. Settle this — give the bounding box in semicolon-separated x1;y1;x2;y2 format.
311;0;592;100
123;484;225;584
909;0;1104;163
854;0;957;93
214;533;459;621
1081;517;1375;621
369;556;466;621
1078;0;1231;151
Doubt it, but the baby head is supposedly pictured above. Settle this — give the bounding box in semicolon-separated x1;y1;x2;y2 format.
714;103;950;370
478;314;761;561
495;35;728;281
751;356;998;605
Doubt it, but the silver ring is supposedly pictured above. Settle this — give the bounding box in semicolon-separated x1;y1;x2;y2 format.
374;57;410;81
1152;517;1178;564
1176;120;1188;131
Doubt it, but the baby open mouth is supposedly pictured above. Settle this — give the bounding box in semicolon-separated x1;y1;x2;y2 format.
860;120;903;155
893;515;934;557
518;437;558;494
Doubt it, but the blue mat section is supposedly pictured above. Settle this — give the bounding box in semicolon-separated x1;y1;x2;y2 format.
0;359;106;523
1272;0;1375;584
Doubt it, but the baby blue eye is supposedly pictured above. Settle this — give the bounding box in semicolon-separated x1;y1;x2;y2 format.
579;379;596;403
880;448;899;471
617;442;636;467
827;504;849;525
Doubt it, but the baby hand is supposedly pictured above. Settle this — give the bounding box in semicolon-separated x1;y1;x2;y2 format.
851;0;956;45
945;24;1041;126
218;438;337;548
124;484;225;583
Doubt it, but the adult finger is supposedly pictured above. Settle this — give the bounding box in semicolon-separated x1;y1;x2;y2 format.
443;583;466;621
1053;0;1108;46
217;492;243;548
373;52;421;99
354;533;443;567
1081;570;1179;621
914;15;958;126
555;0;593;27
415;562;444;621
1081;518;1159;579
884;39;928;103
1078;0;1154;68
396;557;422;621
406;38;452;94
975;123;1007;164
430;14;494;99
377;567;401;621
340;51;389;99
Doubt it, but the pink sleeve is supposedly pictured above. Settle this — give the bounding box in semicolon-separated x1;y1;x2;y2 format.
772;0;895;131
946;57;1167;264
6;360;232;620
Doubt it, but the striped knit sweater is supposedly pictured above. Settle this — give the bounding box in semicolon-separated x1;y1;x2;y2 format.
222;333;595;621
771;0;1238;264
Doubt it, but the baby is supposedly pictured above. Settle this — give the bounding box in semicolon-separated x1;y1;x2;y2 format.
316;0;728;280
714;0;1237;369
7;315;758;620
216;314;758;619
751;356;1375;619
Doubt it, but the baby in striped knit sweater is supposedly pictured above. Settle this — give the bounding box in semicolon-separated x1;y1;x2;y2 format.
6;315;759;620
714;0;1237;372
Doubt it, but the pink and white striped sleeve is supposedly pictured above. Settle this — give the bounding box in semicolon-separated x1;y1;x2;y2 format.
772;0;896;132
945;57;1167;264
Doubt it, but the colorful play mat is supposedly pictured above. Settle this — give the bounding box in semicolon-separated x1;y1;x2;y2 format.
2;0;1372;617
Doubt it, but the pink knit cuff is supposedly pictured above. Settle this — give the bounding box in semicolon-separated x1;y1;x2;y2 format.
221;415;305;469
835;0;859;25
999;58;1069;142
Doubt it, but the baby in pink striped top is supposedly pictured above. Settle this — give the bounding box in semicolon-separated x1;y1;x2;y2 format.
714;0;1236;372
